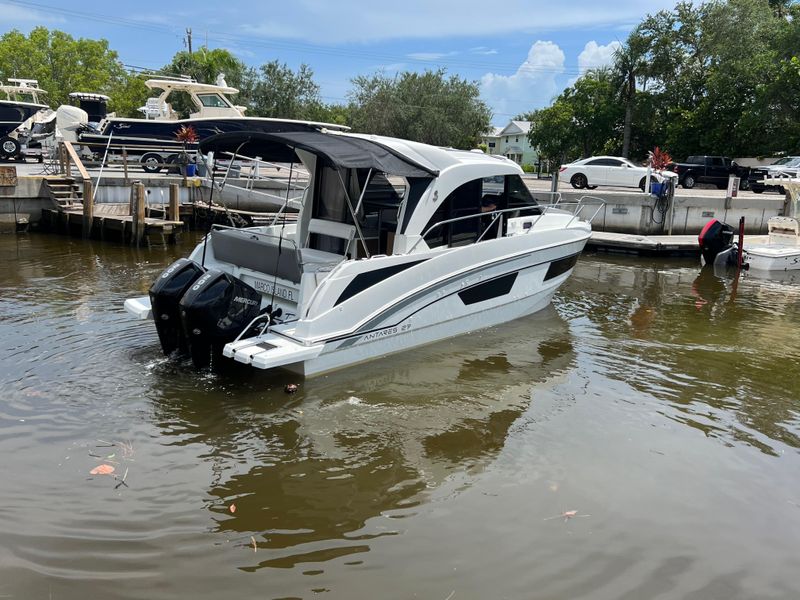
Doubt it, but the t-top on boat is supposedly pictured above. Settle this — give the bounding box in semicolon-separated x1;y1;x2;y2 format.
124;130;599;376
0;78;51;161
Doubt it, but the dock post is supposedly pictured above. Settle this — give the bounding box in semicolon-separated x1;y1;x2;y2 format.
82;179;94;238
58;143;66;175
131;181;145;246
122;148;129;185
64;144;72;178
169;183;180;222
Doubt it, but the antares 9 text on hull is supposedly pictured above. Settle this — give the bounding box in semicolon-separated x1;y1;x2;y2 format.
125;130;600;376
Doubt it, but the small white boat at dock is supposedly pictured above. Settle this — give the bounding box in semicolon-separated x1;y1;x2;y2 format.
699;179;800;273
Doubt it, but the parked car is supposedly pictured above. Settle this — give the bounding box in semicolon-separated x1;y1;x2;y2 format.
668;155;750;190
559;156;676;191
747;156;800;194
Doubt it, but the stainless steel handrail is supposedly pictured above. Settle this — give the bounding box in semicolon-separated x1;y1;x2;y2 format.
408;197;604;254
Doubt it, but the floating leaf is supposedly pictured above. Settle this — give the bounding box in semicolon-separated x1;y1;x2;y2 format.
90;464;115;475
229;504;236;514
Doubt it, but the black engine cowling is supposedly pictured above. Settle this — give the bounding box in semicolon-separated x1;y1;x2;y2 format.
178;270;262;368
149;258;206;355
698;219;734;266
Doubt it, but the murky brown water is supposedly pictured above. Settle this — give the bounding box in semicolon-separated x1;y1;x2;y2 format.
1;233;799;600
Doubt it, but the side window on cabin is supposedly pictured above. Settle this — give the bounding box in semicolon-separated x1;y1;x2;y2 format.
423;176;503;249
506;174;540;216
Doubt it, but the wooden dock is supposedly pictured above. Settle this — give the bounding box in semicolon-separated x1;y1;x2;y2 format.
41;178;184;246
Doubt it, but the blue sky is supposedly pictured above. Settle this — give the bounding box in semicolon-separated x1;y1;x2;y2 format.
1;0;678;125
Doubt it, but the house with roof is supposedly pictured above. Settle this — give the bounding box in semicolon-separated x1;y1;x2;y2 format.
482;120;538;167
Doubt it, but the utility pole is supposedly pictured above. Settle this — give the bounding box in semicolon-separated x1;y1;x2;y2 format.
186;27;193;55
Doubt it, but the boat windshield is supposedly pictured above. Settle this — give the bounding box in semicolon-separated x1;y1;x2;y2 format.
197;93;229;108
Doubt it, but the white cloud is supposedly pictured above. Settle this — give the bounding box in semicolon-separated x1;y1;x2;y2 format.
470;47;498;56
239;0;683;44
481;41;565;122
578;40;622;74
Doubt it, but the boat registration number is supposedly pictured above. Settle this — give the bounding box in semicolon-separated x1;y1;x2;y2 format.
252;278;296;302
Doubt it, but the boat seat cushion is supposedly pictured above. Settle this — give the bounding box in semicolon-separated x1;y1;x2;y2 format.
211;228;302;283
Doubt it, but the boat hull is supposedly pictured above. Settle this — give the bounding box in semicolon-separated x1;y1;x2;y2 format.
227;232;588;376
744;247;800;271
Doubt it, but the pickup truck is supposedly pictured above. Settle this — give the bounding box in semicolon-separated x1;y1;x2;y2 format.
747;156;800;194
668;156;750;190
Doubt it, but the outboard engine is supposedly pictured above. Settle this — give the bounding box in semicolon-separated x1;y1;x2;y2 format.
698;219;735;266
179;270;262;368
56;105;88;143
149;258;206;355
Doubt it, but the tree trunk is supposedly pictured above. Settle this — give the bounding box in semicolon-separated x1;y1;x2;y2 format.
621;73;635;158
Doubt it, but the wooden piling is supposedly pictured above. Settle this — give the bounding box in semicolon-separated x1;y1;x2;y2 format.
131;182;145;246
169;183;180;222
82;179;94;238
64;144;72;178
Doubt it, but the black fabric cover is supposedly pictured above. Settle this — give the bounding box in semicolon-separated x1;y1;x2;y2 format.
200;130;438;178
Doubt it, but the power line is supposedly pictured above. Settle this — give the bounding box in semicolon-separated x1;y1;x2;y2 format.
4;0;590;76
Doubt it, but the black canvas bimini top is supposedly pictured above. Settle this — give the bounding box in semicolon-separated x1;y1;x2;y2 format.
199;130;438;178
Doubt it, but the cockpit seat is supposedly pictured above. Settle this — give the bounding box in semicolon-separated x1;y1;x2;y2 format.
210;228;302;283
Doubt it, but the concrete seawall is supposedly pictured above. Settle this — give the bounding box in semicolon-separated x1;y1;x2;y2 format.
532;189;786;235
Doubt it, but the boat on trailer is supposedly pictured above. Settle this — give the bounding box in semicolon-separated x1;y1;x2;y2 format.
124;130;600;376
57;75;347;172
0;78;51;161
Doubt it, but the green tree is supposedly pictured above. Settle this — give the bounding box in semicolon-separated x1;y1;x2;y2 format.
251;61;322;119
524;69;620;163
524;100;577;165
613;33;649;158
348;69;492;149
0;26;141;112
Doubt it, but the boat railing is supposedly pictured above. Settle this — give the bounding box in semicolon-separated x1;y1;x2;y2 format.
409;196;604;254
542;195;606;228
206;150;309;203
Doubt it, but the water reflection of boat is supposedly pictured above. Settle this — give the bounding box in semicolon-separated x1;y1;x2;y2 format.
150;308;574;569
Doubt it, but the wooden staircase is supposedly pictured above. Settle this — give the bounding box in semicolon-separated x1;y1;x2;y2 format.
44;177;83;209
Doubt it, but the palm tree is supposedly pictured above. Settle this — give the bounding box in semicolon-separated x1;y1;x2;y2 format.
613;37;648;158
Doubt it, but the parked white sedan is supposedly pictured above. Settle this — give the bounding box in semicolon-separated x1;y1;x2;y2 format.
560;156;674;191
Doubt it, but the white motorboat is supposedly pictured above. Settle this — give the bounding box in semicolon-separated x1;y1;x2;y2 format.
125;130;599;375
0;78;51;160
700;179;800;272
